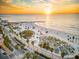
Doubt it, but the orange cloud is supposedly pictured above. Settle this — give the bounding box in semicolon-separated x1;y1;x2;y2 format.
0;2;79;14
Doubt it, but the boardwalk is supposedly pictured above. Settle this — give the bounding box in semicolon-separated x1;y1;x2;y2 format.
0;38;11;55
0;43;11;55
14;29;75;59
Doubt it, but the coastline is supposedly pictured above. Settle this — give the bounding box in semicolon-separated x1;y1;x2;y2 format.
11;22;79;58
34;23;79;45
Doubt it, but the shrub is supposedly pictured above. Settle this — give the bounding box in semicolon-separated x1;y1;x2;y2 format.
20;30;34;39
3;36;13;51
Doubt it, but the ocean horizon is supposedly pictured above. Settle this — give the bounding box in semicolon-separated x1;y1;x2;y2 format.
0;14;79;35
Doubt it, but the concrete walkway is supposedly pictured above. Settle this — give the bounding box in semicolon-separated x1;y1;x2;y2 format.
0;43;11;55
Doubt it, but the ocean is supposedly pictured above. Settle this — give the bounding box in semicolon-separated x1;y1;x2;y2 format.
0;14;79;35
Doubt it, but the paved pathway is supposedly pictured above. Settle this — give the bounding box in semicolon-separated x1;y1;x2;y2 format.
0;43;11;55
0;38;11;55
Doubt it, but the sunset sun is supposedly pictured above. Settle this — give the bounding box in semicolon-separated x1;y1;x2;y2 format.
44;3;52;15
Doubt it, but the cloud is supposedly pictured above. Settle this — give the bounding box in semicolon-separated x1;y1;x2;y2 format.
64;0;79;4
0;0;4;4
0;0;12;4
0;0;79;14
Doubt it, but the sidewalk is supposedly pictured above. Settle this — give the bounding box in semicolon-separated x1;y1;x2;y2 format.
1;43;11;55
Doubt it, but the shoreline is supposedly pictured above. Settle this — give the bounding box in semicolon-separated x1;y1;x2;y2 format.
6;22;79;59
34;23;79;44
11;22;79;45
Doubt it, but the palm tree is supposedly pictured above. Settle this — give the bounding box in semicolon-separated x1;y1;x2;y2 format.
31;41;34;47
72;36;75;39
50;48;54;59
61;50;65;59
23;52;31;59
75;55;79;59
26;39;29;47
47;36;53;41
20;30;34;39
32;53;38;59
32;26;35;29
46;31;48;33
26;39;29;44
20;30;34;47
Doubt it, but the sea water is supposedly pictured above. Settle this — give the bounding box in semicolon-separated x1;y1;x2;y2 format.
0;14;79;35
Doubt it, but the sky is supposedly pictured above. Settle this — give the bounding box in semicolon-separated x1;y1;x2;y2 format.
0;0;79;14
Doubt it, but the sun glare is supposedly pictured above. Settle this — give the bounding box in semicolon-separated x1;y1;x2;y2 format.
45;7;52;14
44;3;52;15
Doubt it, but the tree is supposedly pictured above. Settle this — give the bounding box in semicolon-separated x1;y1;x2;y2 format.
20;30;34;39
3;36;13;51
0;26;2;34
61;50;65;59
4;36;11;44
15;44;19;50
72;36;75;39
75;55;79;59
20;30;34;47
46;31;48;33
50;48;54;59
50;48;54;52
23;52;31;59
47;36;53;41
32;53;38;59
32;26;35;29
31;41;34;47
